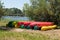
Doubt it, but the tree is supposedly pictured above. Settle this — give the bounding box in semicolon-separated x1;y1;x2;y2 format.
23;3;34;19
48;0;60;25
23;0;60;25
23;0;50;21
0;1;4;19
4;8;24;16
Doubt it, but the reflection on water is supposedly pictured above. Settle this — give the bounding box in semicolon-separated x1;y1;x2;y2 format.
2;16;30;21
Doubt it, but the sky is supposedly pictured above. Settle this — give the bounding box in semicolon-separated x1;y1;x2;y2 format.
1;0;30;10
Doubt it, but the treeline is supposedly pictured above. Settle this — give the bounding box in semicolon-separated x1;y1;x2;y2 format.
23;0;60;25
0;1;24;18
4;8;24;16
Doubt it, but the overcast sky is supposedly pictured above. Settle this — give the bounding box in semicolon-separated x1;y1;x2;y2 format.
1;0;30;10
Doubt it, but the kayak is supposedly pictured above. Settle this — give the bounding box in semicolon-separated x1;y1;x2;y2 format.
41;25;57;31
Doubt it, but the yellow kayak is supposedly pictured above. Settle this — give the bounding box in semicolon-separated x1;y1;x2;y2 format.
12;21;18;28
15;24;18;28
41;25;57;31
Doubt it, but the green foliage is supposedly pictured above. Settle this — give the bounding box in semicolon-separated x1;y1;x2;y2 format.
4;8;24;16
48;0;60;25
23;0;49;21
23;0;60;25
0;1;4;19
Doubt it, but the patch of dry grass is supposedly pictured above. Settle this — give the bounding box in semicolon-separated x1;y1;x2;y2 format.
0;21;8;26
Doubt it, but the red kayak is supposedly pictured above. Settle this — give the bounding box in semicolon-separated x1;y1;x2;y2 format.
35;22;54;27
17;21;54;28
17;22;24;27
29;22;54;28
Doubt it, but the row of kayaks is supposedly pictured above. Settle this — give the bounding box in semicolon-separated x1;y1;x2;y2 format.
6;21;57;31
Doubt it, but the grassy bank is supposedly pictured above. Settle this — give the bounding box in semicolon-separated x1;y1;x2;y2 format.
0;20;60;40
0;30;53;40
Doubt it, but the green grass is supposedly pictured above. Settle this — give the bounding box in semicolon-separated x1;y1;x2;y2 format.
0;30;51;40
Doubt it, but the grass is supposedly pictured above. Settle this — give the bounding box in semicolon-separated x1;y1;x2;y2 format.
0;30;51;40
0;20;60;40
0;20;9;26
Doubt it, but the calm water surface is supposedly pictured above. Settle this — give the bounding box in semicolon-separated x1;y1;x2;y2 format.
2;16;30;21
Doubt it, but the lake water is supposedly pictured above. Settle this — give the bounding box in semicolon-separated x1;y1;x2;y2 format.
2;16;30;21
